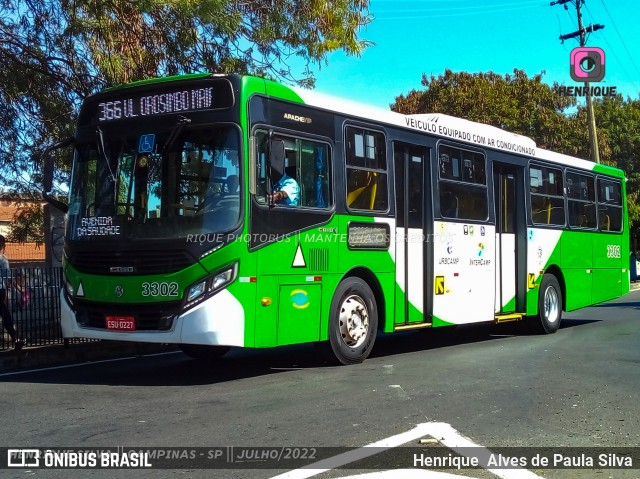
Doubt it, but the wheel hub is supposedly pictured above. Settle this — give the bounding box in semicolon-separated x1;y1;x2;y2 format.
339;295;369;348
544;286;559;323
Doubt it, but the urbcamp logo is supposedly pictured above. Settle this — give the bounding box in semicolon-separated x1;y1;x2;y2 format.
477;243;485;257
446;242;453;255
556;46;617;97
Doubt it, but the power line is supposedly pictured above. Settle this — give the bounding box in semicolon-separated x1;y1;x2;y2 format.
377;0;543;13
598;0;640;77
599;35;633;81
375;4;541;20
583;1;640;95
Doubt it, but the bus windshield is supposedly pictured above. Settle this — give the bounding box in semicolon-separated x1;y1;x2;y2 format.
66;124;241;242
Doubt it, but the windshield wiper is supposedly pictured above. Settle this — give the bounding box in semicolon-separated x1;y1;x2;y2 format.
96;126;116;182
161;115;191;156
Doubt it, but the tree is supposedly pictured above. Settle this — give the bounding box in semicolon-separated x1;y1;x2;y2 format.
392;69;640;235
392;69;579;152
588;96;640;238
0;0;372;234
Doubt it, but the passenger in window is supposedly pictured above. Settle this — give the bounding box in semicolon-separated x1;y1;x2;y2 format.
226;175;239;195
216;174;240;210
441;191;458;218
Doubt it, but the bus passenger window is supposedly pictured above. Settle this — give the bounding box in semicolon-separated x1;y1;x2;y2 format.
438;144;487;221
253;130;332;209
567;171;595;229
440;191;458;218
345;126;388;212
597;178;623;232
529;165;565;226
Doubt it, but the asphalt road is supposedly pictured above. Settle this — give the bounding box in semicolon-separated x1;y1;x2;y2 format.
1;290;639;479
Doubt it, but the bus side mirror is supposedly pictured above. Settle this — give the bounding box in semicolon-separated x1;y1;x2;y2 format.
268;140;286;179
42;137;74;213
43;153;54;193
265;139;286;206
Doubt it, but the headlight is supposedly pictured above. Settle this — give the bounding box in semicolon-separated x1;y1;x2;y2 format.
186;280;207;302
64;279;75;307
184;263;238;308
211;266;235;292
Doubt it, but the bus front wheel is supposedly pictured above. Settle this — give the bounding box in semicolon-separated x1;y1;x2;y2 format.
532;274;563;334
179;344;230;361
328;277;378;365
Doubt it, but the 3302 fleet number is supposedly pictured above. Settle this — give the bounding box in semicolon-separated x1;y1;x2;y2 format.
606;245;621;258
141;282;179;297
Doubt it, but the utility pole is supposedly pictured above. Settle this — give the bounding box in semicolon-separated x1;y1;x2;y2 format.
552;0;603;163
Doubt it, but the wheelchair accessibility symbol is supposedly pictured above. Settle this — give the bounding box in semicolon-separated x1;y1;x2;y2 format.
138;134;156;153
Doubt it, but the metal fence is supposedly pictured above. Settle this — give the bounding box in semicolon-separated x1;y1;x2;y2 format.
1;267;65;350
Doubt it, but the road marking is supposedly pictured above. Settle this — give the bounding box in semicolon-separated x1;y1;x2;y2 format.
270;423;437;479
331;471;479;479
424;422;542;479
0;351;181;378
270;422;543;479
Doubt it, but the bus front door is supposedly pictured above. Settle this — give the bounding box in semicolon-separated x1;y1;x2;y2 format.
393;143;432;326
493;164;526;314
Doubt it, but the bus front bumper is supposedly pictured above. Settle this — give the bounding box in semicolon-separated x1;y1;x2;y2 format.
59;289;245;346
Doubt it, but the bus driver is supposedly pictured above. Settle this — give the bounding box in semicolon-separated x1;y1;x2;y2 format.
268;149;299;206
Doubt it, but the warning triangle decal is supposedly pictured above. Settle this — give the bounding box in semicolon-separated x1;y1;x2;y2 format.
77;282;85;297
292;243;306;268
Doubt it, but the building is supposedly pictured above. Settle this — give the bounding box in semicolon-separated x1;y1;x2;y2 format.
0;198;46;264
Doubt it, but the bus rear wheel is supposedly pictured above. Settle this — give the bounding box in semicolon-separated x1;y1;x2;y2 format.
531;274;562;334
328;277;378;365
179;344;230;361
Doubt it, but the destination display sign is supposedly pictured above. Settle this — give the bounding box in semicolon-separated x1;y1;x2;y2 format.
92;79;234;123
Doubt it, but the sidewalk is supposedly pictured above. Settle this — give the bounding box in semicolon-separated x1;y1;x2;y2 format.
0;341;178;373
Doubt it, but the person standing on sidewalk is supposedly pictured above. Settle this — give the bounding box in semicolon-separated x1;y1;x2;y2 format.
0;235;22;350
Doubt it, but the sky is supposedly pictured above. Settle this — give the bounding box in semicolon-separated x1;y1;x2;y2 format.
295;0;640;109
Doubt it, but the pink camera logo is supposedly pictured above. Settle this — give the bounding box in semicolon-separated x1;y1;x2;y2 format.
570;47;605;82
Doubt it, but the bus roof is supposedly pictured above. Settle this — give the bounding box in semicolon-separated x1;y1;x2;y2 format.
534;148;624;178
102;73;212;93
288;83;622;176
93;73;623;177
290;86;536;153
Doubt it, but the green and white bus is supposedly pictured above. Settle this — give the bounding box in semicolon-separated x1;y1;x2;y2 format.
42;74;630;364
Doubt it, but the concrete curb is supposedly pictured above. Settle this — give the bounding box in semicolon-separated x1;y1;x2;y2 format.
0;341;178;373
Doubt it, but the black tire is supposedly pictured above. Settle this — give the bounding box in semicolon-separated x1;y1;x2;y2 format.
179;344;230;361
531;274;563;334
328;277;378;365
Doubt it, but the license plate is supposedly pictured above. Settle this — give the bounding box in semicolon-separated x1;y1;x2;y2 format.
105;316;136;331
